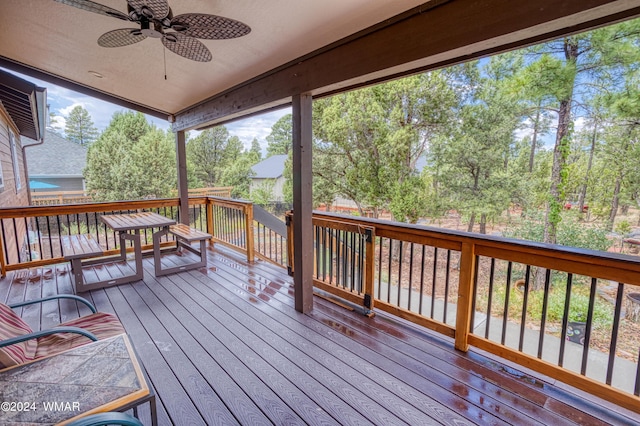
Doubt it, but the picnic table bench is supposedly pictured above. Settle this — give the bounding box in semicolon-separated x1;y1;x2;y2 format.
61;234;105;293
153;224;211;276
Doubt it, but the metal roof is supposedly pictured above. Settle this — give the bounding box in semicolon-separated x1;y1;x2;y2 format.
0;68;46;140
251;155;287;179
25;130;87;177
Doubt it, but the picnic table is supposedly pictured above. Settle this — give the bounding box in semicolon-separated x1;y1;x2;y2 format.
99;211;176;282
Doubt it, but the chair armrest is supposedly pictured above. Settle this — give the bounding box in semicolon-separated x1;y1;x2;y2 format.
0;326;98;349
66;412;144;426
9;295;97;313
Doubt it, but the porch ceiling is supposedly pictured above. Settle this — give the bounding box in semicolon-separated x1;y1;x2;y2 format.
0;0;427;118
1;1;640;131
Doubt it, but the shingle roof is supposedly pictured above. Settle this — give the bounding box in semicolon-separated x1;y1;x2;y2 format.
251;154;287;179
24;130;87;177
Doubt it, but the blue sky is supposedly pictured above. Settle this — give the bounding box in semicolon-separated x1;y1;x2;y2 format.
3;68;290;151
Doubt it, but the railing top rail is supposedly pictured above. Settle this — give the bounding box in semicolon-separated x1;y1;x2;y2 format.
209;196;252;210
0;198;182;218
253;204;287;237
311;211;640;278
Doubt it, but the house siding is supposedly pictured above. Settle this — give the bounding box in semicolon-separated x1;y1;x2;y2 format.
0;107;32;264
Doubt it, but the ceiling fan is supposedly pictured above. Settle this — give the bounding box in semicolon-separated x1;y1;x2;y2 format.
54;0;251;62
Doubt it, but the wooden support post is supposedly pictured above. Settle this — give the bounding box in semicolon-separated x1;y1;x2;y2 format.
285;211;294;276
0;226;6;277
175;130;189;225
455;242;476;352
245;204;255;263
364;227;376;316
292;93;314;313
206;198;214;244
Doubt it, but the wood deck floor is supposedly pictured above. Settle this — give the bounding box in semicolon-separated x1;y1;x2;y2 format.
2;245;640;425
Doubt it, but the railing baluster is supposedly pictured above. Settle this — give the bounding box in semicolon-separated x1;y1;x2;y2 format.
387;238;393;303
12;218;20;262
581;277;598;375
24;217;32;261
419;245;426;315
408;243;414;311
607;282;625;385
470;254;479;332
444;250;451;324
537;268;552;359
397;240;403;307
376;237;382;300
485;258;496;339
315;225;320;279
46;216;53;259
35;217;43;259
323;227;328;282
501;261;513;346
518;265;531;352
349;232;356;291
635;349;640;396
559;273;573;367
1;219;7;267
329;229;334;285
431;247;438;318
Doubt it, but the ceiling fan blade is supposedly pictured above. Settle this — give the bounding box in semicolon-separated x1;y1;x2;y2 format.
171;13;251;40
98;28;147;47
53;0;130;21
127;0;170;20
162;33;212;62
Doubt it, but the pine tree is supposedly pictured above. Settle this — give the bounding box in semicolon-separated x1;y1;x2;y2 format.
65;105;99;145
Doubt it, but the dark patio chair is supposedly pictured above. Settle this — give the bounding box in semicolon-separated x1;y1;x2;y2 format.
0;295;124;369
67;412;143;426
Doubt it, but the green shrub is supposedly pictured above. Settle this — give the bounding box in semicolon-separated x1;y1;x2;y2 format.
504;211;611;252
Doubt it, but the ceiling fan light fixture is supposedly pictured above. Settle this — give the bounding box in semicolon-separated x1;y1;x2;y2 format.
60;0;250;62
141;20;163;38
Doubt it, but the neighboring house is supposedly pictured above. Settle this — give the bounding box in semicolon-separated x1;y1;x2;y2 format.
25;130;87;192
0;69;47;263
250;154;287;202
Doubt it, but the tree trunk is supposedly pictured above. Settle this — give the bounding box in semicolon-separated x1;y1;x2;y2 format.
479;213;487;234
608;177;622;231
544;38;578;245
529;108;541;173
578;122;597;212
544;98;572;244
467;212;476;233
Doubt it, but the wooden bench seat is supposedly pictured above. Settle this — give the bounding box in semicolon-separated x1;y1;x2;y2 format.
62;234;142;293
153;224;212;276
61;234;104;293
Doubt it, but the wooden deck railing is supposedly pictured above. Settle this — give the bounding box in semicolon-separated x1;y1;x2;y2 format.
0;197;256;273
29;187;233;206
4;197;640;414
286;210;640;415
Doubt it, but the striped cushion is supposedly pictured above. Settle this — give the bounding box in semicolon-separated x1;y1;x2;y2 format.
0;304;36;369
35;312;125;359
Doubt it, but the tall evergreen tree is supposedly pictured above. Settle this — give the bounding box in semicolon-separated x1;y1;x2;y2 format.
266;114;292;157
517;20;640;243
84;111;175;201
250;138;262;161
186;127;241;187
65;105;99;145
313;71;457;219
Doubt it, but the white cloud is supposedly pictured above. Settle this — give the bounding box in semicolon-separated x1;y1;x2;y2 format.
226;108;291;151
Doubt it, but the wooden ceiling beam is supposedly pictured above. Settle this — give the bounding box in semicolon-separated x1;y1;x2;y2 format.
173;0;640;131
